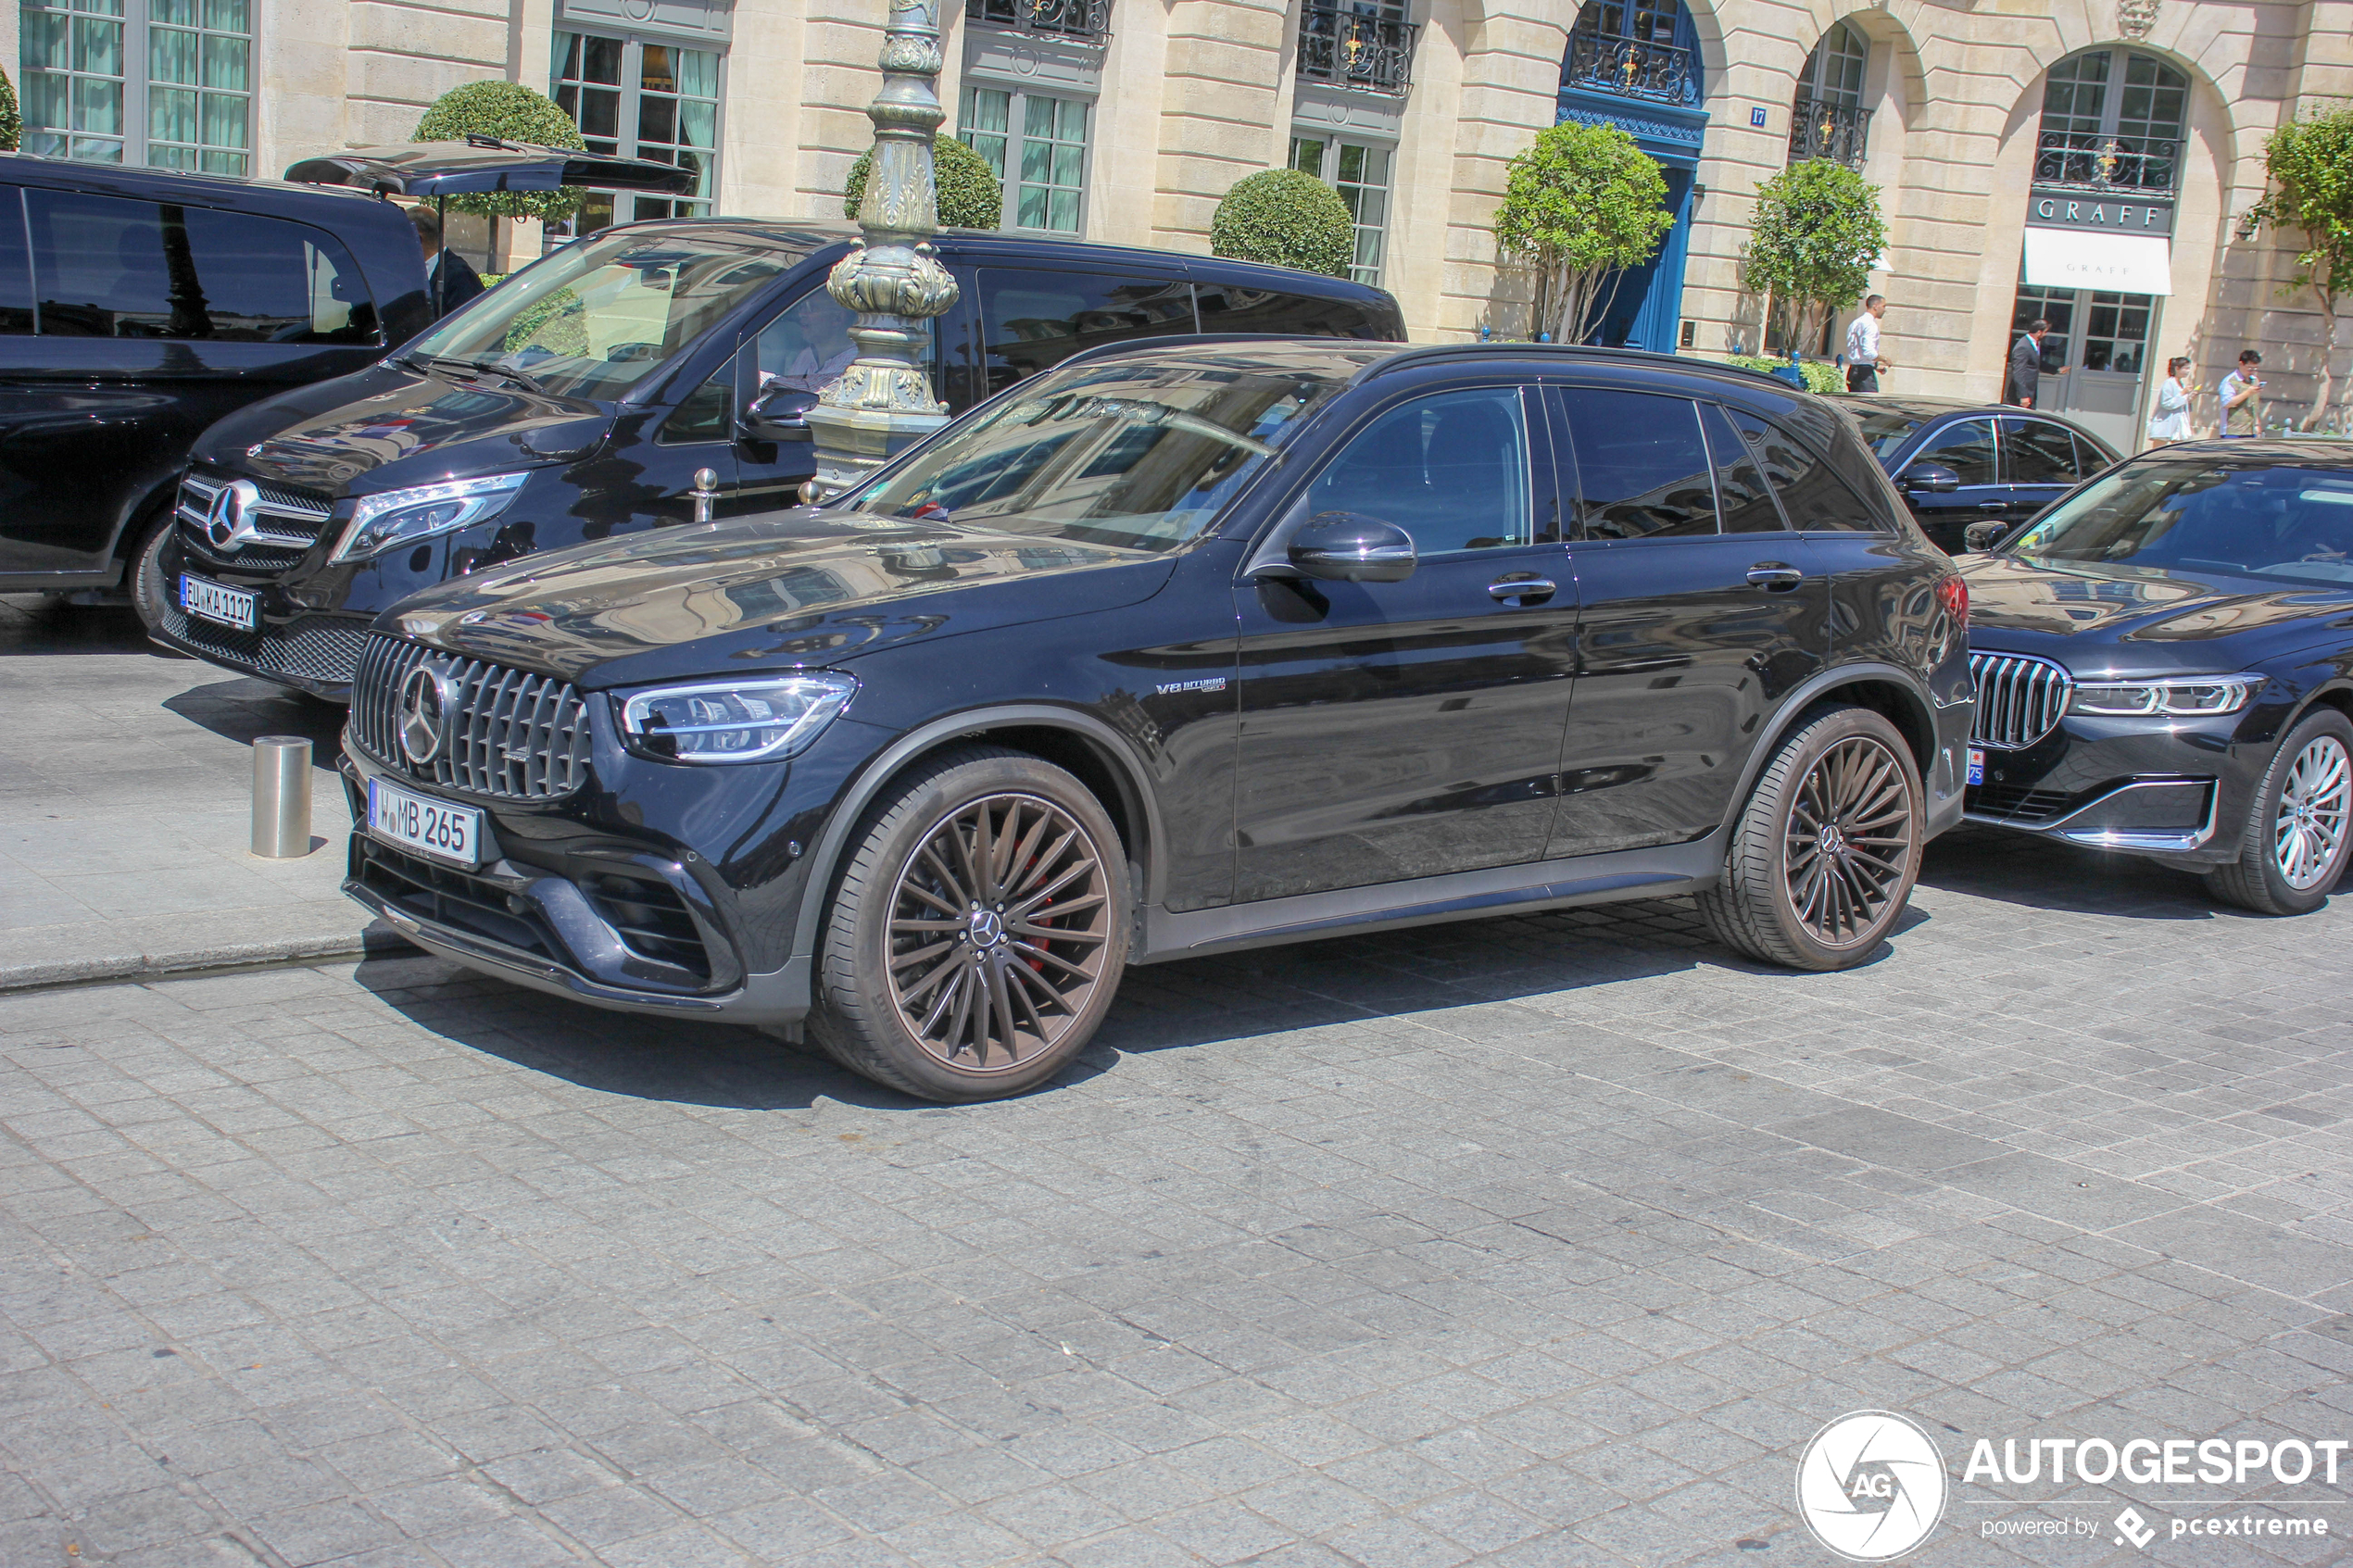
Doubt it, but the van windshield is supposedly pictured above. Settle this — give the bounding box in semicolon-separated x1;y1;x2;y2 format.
403;227;800;400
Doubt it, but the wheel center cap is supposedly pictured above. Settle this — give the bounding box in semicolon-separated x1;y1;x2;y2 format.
1820;822;1848;859
968;909;1005;948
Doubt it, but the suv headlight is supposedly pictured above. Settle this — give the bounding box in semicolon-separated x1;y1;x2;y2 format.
618;674;858;763
2069;674;2261;717
332;472;531;562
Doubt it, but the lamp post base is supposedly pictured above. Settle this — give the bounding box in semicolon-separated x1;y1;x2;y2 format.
802;402;950;504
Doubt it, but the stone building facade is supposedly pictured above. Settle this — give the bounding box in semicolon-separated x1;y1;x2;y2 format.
11;0;2351;445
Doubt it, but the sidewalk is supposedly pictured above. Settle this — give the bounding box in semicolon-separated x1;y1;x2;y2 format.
0;594;405;988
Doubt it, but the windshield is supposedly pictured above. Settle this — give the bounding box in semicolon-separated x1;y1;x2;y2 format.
1851;407;1925;461
845;353;1352;552
2006;458;2353;584
403;226;799;399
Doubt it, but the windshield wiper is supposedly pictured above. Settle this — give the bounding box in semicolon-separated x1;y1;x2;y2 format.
459;357;547;395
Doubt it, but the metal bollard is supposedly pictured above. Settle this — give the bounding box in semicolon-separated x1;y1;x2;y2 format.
251;735;312;858
691;467;719;523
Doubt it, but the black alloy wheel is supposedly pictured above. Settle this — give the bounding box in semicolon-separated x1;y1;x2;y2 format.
810;746;1130;1100
2205;707;2353;916
1698;704;1924;972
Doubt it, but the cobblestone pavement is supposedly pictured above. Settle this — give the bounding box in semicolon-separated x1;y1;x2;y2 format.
3;828;2350;1568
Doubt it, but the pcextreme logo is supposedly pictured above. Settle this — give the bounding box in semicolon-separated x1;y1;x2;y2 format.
1796;1411;1950;1562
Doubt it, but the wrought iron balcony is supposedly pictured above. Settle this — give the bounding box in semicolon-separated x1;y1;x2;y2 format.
1788;95;1870;167
1562;31;1697;106
2031;130;2182;195
964;0;1110;44
1296;5;1418;94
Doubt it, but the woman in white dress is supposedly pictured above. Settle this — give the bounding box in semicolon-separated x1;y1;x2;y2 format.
2146;357;2194;445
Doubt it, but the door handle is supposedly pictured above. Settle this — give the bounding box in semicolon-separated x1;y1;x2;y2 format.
1977;502;2010;513
1488;576;1556;602
1745;564;1804;591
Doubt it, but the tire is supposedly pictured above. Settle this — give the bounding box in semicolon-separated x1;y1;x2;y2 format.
1696;704;1925;972
130;508;176;634
2202;707;2353;916
806;745;1131;1101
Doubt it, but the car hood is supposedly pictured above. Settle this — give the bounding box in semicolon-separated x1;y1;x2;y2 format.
191;361;611;497
380;508;1179;686
1959;551;2353;674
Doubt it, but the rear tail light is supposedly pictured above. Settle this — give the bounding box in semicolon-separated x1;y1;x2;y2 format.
1934;574;1968;628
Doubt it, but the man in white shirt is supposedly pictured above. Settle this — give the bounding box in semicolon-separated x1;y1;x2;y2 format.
1843;295;1888;392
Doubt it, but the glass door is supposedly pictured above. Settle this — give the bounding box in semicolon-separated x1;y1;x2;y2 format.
2007;282;2149;453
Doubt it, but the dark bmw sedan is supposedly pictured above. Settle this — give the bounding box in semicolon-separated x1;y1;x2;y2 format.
337;339;1972;1100
1960;440;2353;913
1838;395;2120;555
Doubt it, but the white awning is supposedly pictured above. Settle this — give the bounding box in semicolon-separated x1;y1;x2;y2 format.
2022;228;2172;295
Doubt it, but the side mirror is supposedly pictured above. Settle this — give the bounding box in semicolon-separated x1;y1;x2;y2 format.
1962;520;2010;553
1287;511;1416;583
742;385;818;443
1901;462;1961;495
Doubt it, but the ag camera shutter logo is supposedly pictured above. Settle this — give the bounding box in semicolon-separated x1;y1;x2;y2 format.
1797;1411;1948;1561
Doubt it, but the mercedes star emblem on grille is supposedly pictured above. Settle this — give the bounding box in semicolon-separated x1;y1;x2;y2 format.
397;662;456;766
205;479;265;552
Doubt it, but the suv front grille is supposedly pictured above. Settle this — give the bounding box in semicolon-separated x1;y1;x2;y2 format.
177;470;335;548
351;635;594;800
159;600;371;683
1969;652;2073;750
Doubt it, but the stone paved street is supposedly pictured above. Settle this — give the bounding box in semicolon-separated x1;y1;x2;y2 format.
3;828;2350;1568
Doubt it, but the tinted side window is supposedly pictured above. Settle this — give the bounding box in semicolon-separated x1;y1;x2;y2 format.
26;190;375;343
1299;386;1531;554
2003;420;2081;485
1195;284;1377;338
976;269;1193;395
1561;388;1716;539
661;351;736;445
0;187;31;335
1908;418;1998;486
1699;404;1786;533
1726;407;1881;532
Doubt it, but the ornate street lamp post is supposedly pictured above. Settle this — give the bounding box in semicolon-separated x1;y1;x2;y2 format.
805;0;962;502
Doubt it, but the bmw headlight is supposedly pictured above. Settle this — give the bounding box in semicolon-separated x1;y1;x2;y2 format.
331;472;531;562
618;674;857;763
2070;674;2261;718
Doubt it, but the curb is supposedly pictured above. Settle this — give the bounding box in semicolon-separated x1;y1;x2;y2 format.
0;926;422;994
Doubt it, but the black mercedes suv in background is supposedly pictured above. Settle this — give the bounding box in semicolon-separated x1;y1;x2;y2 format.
151;219;1403;696
1959;439;2353;915
336;340;1973;1101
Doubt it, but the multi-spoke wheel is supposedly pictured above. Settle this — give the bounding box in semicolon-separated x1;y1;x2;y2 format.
1698;705;1924;972
810;746;1130;1100
2206;708;2353;916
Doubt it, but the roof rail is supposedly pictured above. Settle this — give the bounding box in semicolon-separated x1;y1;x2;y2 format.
1355;341;1797;392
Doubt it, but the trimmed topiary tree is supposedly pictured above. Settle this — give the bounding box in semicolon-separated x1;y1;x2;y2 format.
1211;169;1354;278
413;81;587;222
1742;159;1887;359
844;135;1002;230
1494;121;1674;345
0;65;20;153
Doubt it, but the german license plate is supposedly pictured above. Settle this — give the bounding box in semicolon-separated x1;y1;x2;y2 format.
1967;747;1985;787
367;777;483;868
180;572;257;630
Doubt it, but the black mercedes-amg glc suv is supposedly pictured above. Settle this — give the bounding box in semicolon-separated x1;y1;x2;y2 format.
339;339;1974;1100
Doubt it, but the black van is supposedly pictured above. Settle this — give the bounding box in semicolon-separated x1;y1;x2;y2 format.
150;219;1405;697
0;141;688;611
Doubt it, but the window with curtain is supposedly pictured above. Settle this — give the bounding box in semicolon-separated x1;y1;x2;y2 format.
1288;135;1392;287
550;31;723;237
959;83;1090;235
19;0;252;174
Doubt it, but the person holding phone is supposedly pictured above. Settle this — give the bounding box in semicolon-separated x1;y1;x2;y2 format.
2219;349;2264;436
2147;356;2194;445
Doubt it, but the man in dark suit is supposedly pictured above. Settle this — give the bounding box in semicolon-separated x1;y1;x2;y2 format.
2006;320;2048;408
409;207;484;320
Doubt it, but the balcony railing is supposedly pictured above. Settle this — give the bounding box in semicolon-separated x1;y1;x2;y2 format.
964;0;1110;43
1788;95;1870;167
1562;31;1696;107
1296;5;1418;94
2031;129;2183;195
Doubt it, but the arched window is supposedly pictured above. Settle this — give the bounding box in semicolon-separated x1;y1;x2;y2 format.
1789;20;1869;166
1561;0;1700;107
2033;49;2185;193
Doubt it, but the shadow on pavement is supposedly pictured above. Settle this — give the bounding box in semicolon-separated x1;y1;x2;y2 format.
1917;823;2235;920
163;676;347;770
0;595;168;656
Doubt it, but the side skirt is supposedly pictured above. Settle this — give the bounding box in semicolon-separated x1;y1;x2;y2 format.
1135;833;1726;964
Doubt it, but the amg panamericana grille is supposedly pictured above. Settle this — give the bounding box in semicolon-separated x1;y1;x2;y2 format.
350;635;594;799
